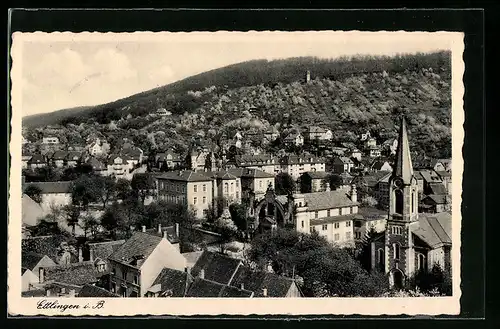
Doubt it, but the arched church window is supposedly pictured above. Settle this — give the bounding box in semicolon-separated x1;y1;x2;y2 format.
377;248;384;268
395;190;404;214
418;254;426;271
393;243;400;260
411;191;415;213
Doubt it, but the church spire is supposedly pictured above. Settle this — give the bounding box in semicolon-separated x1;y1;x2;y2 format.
394;116;413;184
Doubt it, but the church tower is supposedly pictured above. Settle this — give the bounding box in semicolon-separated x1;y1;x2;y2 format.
385;116;419;288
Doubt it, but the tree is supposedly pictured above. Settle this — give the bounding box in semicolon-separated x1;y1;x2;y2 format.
29;219;64;237
361;196;378;208
71;176;98;210
62;204;81;236
101;204;127;239
93;176;117;210
81;214;100;239
275;172;296;195
409;263;452;296
229;203;248;232
131;173;155;204
24;185;42;204
247;228;389;297
213;207;238;253
326;173;343;191
115;178;132;201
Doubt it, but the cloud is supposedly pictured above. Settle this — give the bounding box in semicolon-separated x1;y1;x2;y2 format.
89;48;137;82
148;65;176;86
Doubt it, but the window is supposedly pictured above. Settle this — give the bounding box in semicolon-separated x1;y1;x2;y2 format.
301;221;304;228
194;185;197;192
393;243;400;260
346;221;351;227
193;197;197;205
236;181;239;188
203;196;206;204
322;224;328;231
334;233;340;241
334;223;340;229
327;209;331;217
111;267;116;276
355;232;362;239
236;192;239;199
315;211;318;219
111;282;116;293
395;189;404;214
378;249;384;267
412;192;415;213
203;209;208;217
346;232;351;240
133;275;138;284
418;254;426;271
203;184;206;192
121;288;127;298
231;182;234;192
122;270;127;280
350;206;353;214
259;181;263;188
339;208;343;215
392;226;402;235
224;183;229;193
354;220;362;228
299;202;302;207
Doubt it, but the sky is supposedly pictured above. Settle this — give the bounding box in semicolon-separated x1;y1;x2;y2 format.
14;32;455;117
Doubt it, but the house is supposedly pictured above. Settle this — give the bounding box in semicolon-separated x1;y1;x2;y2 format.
227;168;275;202
350;148;362;161
279;155;326;180
87;240;126;272
283;132;304;147
234;154;278;175
86;157;108;176
107;154;132;179
51;151;68;168
420;194;451;213
155;149;181;170
373;171;393;209
366;137;377;148
66;151;83;167
263;129;279;142
122;147;144;166
28;154;47;169
108;230;187;297
353;207;387;241
202;170;242;206
371;160;393;172
87;138;110;157
299;171;329;193
369;117;452;288
77;284;120;297
418;169;444;195
22;153;32;169
339;172;354;189
156;170;213;219
22;252;57;291
229;266;301;297
368;145;381;158
190;150;212;171
23;181;73;214
330;146;347;156
331;156;354;174
360;131;371;141
436;170;452;194
42;136;59;145
304;126;333;142
156;108;172;116
22;194;45;227
186;277;254;297
146;267;193;297
144;223;181;252
382;138;398;155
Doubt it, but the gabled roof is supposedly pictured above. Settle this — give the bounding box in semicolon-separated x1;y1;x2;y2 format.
310;213;360;225
22;289;46;297
301;190;358;211
150;267;192;297
422;194;449;205
428;183;448;195
22;194;44;226
419;169;443;184
22;252;46;271
229;267;296;297
156;170;212;182
145;225;180;244
371;160;392;171
394;116;414;184
28;154;46;164
183;251;204;268
88;240;126;262
413;212;452;248
24;181;73;194
66;151;82;161
87;157;106;170
77;284;119;297
228;168;275;179
191;250;242;285
283;132;302;141
202;170;238;180
45;261;101;286
306;126;328;134
108;232;163;268
185;277;253;297
436;170;452;178
52;151;68;160
357;207;388;221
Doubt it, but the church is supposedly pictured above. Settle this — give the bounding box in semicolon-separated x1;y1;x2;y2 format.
370;117;452;288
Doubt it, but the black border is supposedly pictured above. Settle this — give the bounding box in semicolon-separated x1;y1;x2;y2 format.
6;7;486;324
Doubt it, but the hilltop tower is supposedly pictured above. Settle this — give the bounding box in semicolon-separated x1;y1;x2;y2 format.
385;116;419;288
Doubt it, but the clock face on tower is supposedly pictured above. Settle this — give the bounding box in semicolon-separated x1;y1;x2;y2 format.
394;178;404;188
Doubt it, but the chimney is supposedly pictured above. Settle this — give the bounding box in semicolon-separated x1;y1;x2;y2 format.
184;267;191;275
163;231;168;239
69;289;76;297
325;181;331;192
78;247;83;263
266;262;273;273
89;248;94;262
46;289;51;297
262;288;268;297
158;223;162;234
199;269;205;279
240;283;245;290
142;225;146;233
350;184;357;203
175;223;180;237
61;287;66;294
39;268;45;283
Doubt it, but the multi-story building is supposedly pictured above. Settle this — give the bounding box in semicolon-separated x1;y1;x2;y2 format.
108;230;187;297
234;154;279;175
331;156;354;173
304;126;333;142
23;181;73;214
42;136;59;145
283;132;304;147
202;170;242;206
28;154;47;169
299;171;329;193
279;155;326;180
156;170;213;219
107;155;132;179
228;168;275;202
